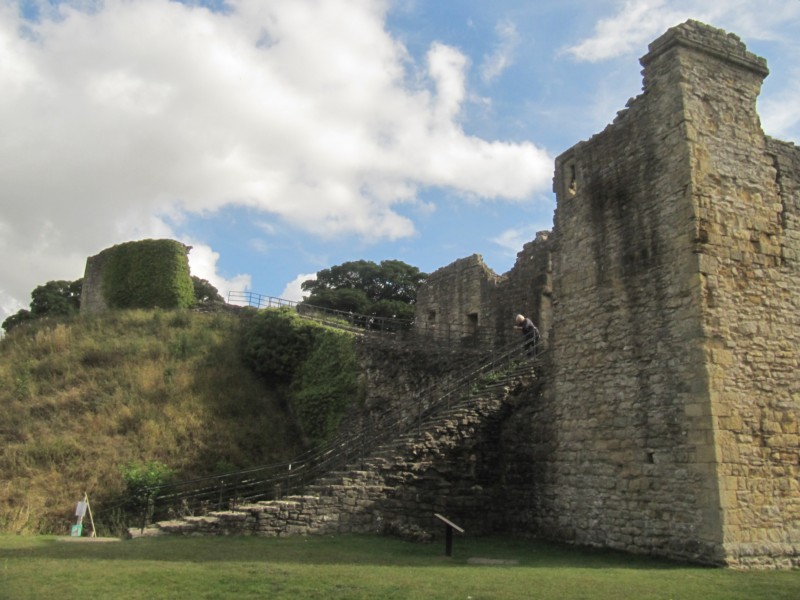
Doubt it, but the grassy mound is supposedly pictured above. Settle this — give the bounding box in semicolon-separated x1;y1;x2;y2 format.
0;309;303;534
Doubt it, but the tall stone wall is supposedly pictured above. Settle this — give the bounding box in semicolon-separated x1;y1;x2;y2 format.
541;21;715;563
536;21;798;567
683;42;800;566
414;254;504;346
80;250;111;313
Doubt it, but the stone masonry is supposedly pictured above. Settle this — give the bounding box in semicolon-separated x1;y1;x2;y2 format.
506;21;796;568
415;232;553;349
413;20;798;567
131;362;538;541
131;21;797;569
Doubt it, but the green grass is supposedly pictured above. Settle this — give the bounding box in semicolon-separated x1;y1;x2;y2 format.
0;310;303;535
1;534;798;600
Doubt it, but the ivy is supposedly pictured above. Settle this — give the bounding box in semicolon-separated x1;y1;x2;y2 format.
241;308;361;445
101;239;194;310
290;330;360;445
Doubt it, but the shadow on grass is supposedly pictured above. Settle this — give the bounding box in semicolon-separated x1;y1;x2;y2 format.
0;533;703;571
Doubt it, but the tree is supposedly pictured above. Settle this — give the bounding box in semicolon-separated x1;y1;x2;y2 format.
30;279;83;316
192;276;224;307
2;279;83;334
300;259;426;321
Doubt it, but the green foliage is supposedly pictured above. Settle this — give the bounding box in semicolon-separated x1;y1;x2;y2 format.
300;259;426;318
192;276;224;307
291;330;360;444
30;279;83;317
241;308;361;445
101;239;194;310
2;279;82;334
1;309;33;333
121;460;173;521
305;287;370;314
121;460;173;500
241;307;321;383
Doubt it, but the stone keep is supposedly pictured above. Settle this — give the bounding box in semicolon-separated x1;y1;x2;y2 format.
415;20;798;567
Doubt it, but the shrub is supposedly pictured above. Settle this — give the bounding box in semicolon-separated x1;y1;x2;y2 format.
121;460;173;526
241;308;321;383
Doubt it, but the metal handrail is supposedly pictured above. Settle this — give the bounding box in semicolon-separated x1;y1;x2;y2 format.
227;291;509;345
119;334;543;530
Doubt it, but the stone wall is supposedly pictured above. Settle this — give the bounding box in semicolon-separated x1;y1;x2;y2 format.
80;239;193;313
134;21;798;569
523;20;798;567
417;20;798;567
80;250;111;313
414;233;553;349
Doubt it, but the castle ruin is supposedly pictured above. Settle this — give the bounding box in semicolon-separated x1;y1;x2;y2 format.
416;20;799;567
131;20;798;569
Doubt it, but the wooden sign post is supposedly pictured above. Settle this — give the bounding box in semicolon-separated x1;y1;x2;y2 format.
72;493;97;538
434;513;465;557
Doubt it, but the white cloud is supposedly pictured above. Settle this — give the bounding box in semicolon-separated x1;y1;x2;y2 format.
186;243;251;302
0;0;551;323
759;72;800;140
480;19;519;83
563;0;689;62
280;273;317;302
564;0;800;63
491;227;532;253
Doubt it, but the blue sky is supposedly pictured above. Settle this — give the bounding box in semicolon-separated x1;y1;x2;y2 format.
1;0;799;321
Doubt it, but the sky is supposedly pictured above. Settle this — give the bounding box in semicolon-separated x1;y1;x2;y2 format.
1;0;799;322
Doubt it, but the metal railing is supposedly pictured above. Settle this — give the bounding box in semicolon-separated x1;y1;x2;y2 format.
120;335;543;531
227;291;514;346
227;291;414;334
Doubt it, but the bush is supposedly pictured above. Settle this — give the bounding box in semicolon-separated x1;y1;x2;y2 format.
241;308;321;383
240;308;362;445
121;460;173;526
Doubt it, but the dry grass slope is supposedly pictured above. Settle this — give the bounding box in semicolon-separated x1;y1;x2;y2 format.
0;309;302;534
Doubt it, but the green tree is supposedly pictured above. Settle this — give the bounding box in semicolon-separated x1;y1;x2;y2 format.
192;276;224;307
2;279;82;334
300;259;426;320
30;279;83;316
1;309;33;334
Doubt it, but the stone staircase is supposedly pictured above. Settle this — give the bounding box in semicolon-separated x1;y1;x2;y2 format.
129;361;538;539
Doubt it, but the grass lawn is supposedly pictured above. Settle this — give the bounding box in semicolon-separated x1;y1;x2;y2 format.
1;533;798;600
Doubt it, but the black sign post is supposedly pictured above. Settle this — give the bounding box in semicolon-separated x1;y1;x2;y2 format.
434;513;465;557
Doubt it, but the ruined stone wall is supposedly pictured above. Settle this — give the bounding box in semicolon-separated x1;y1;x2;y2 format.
531;21;799;567
684;49;800;566
80;251;111;313
414;255;503;346
411;21;797;568
541;23;718;563
414;235;553;349
495;232;553;347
